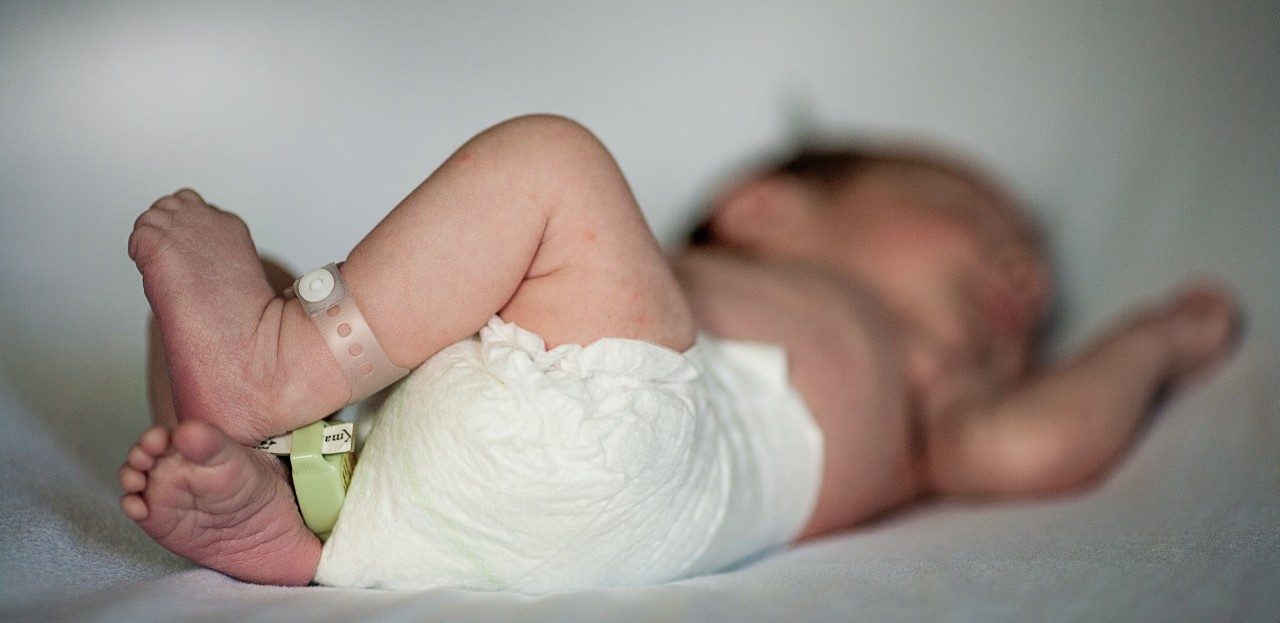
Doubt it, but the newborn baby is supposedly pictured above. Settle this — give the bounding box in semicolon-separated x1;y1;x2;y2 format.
119;115;1238;590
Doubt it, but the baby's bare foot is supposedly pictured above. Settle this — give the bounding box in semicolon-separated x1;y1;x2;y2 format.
128;189;343;443
119;421;320;586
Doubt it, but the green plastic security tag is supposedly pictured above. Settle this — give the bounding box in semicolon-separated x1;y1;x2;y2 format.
289;420;354;541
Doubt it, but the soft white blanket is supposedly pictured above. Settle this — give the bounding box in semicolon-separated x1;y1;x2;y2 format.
2;334;1275;621
2;3;1276;621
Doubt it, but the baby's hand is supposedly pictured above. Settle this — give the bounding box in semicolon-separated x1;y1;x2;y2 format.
1142;282;1241;389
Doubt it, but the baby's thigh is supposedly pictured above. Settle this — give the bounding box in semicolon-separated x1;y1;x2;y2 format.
493;117;694;351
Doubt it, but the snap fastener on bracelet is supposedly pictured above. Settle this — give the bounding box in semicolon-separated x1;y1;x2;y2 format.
286;263;410;404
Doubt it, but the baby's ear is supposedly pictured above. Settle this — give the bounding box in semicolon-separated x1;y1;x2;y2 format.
708;175;815;248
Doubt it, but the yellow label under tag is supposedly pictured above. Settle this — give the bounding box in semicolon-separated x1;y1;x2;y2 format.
339;451;354;489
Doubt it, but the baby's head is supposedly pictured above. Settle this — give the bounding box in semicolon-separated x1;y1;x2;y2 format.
693;143;1054;381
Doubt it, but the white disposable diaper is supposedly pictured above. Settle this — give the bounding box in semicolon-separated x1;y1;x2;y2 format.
314;316;823;593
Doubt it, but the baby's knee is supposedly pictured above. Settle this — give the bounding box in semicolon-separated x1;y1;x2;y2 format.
473;114;616;176
440;114;644;233
486;113;598;143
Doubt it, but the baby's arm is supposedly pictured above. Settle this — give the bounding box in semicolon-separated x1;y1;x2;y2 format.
925;285;1238;496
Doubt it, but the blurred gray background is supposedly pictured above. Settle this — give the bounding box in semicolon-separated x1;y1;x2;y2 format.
1;1;1277;485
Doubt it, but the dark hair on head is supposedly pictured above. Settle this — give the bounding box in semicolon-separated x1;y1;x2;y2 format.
687;145;882;246
687;141;1031;249
686;138;1059;365
769;146;880;191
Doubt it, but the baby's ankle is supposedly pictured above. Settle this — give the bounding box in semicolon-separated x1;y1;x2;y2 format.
262;296;356;434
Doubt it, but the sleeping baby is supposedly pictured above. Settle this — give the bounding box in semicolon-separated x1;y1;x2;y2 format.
119;114;1239;591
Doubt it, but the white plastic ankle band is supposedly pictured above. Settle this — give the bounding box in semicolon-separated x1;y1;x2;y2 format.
287;263;409;404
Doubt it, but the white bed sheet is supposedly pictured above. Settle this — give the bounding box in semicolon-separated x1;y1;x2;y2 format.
2;3;1277;621
2;334;1276;622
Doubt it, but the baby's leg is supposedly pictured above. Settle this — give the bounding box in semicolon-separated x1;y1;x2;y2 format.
126;115;693;586
130;114;694;445
132;259;318;585
922;284;1239;496
145;258;296;428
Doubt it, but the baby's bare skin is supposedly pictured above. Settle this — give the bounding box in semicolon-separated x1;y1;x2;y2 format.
687;160;1239;509
674;248;1237;532
122;115;697;585
121;115;1239;586
672;250;919;538
119;421;318;585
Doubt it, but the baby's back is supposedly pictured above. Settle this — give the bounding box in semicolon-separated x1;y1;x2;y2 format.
671;248;923;536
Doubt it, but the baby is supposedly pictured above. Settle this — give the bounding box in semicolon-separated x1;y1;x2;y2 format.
119;115;1238;590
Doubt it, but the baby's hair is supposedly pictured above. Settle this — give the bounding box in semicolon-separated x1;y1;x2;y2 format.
688;141;1041;256
687;140;1060;363
688;145;917;246
688;146;877;246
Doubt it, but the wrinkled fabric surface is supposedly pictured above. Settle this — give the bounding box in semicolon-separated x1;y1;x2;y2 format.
2;336;1276;621
3;3;1278;617
314;316;823;593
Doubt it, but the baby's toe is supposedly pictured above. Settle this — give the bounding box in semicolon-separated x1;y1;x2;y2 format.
127;444;156;471
119;464;146;493
138;426;170;456
120;493;148;521
148;193;187;212
171;421;226;465
172;188;205;204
